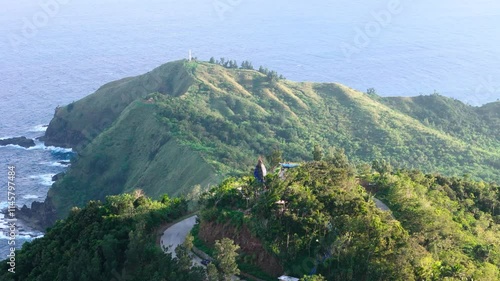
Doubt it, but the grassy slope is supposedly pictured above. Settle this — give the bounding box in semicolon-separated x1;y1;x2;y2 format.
49;100;220;217
45;60;500;218
152;61;499;179
381;95;500;145
44;60;193;148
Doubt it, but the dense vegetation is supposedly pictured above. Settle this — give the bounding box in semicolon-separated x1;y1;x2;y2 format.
43;59;499;222
13;58;498;280
381;93;500;148
0;192;207;281
208;56;286;80
4;157;499;280
198;159;500;280
373;169;500;280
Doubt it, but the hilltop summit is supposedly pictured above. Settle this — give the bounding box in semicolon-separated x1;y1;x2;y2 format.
41;59;499;221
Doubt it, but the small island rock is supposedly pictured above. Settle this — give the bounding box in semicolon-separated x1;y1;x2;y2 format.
0;137;36;148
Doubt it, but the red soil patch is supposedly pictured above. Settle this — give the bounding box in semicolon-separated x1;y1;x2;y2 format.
199;220;284;277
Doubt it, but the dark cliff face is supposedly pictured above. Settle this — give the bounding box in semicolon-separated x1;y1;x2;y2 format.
44;113;88;148
17;196;57;230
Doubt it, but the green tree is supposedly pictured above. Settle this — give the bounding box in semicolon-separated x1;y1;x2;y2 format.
259;66;269;74
240;60;254;70
366;88;377;95
267;148;283;168
214;238;240;281
161;194;171;204
372;159;392;175
313;145;323;161
229;60;238;69
133;195;148;208
184;233;194;251
267;70;279;82
174;238;207;281
175;244;192;272
301;275;326;281
326;147;349;168
357;162;372;177
207;263;219;281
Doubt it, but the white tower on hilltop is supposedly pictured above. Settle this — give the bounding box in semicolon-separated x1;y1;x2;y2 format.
188;50;192;61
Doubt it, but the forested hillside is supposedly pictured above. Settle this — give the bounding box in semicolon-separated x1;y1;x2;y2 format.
4;158;498;280
0;192;206;281
197;159;500;280
42;59;500;222
381;94;500;151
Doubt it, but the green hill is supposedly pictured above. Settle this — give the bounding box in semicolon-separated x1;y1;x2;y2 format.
195;161;500;281
48;100;220;217
44;60;194;149
381;94;500;148
42;59;500;221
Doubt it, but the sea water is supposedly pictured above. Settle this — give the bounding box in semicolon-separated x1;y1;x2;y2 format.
1;0;500;257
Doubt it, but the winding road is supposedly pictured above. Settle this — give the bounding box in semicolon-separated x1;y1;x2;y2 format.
160;215;198;258
373;197;391;212
159;196;392;281
160;215;243;280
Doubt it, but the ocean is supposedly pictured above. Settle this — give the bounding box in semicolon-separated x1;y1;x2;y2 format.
1;0;500;256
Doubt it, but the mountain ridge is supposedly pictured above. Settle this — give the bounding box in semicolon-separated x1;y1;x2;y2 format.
37;59;499;224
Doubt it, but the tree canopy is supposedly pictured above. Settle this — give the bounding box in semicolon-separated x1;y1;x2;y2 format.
198;160;500;280
0;192;198;281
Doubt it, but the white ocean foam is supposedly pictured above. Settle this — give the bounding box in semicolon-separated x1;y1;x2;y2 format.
39;161;71;167
0;213;45;240
28;142;73;153
30;124;48;132
29;174;55;186
0;202;8;210
46;146;73;153
15;233;45;240
22;195;39;200
0;231;44;240
26;141;48;151
0;144;28;150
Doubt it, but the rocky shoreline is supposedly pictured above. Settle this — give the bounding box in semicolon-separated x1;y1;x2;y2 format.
0;137;36;148
2;127;76;232
4;197;58;231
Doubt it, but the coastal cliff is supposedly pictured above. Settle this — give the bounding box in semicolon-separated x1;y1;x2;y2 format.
39;59;500;221
44;60;194;149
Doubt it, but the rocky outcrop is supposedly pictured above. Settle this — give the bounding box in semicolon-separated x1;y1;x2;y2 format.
16;197;57;231
44;115;88;148
51;172;65;182
0;137;35;148
199;221;284;277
